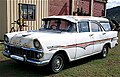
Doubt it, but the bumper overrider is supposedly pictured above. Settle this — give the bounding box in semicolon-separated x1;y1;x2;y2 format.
2;44;49;66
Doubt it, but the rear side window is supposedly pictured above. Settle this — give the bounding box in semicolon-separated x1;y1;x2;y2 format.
100;22;111;31
78;21;90;32
91;22;101;32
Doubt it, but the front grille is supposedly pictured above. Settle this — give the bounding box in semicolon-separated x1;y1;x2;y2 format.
7;45;39;59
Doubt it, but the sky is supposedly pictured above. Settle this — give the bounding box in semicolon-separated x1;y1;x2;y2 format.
106;0;120;9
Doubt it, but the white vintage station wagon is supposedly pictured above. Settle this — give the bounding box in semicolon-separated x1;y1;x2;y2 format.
3;16;118;73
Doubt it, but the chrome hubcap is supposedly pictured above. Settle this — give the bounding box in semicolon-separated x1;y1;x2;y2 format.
103;47;107;57
52;56;63;72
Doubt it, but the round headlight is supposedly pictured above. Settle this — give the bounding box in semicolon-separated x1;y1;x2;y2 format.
33;39;42;49
4;35;9;43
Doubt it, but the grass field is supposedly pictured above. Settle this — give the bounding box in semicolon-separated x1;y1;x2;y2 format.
0;34;120;77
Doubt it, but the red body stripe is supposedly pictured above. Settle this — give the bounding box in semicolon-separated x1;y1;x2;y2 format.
58;37;114;49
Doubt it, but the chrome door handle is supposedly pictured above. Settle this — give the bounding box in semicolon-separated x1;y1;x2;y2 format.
102;33;106;35
89;34;94;37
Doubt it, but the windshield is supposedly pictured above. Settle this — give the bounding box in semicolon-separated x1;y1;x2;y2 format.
40;19;77;32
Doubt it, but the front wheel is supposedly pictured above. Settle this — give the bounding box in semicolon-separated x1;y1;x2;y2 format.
100;45;108;58
50;54;64;73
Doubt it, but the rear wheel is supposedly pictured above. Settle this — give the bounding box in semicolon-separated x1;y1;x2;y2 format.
50;54;64;73
100;45;108;58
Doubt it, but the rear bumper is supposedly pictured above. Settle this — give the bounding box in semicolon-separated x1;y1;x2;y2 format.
2;50;49;66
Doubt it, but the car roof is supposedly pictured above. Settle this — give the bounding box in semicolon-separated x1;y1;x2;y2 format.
42;15;109;23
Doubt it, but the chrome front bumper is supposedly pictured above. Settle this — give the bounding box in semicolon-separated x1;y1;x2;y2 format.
2;50;49;66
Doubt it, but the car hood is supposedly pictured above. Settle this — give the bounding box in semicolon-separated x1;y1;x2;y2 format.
9;31;62;48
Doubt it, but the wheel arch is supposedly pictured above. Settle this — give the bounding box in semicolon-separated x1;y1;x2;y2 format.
51;50;70;63
104;42;111;49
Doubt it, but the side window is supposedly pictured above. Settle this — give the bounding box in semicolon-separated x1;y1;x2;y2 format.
100;22;111;31
78;22;90;32
67;24;77;32
91;22;101;32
